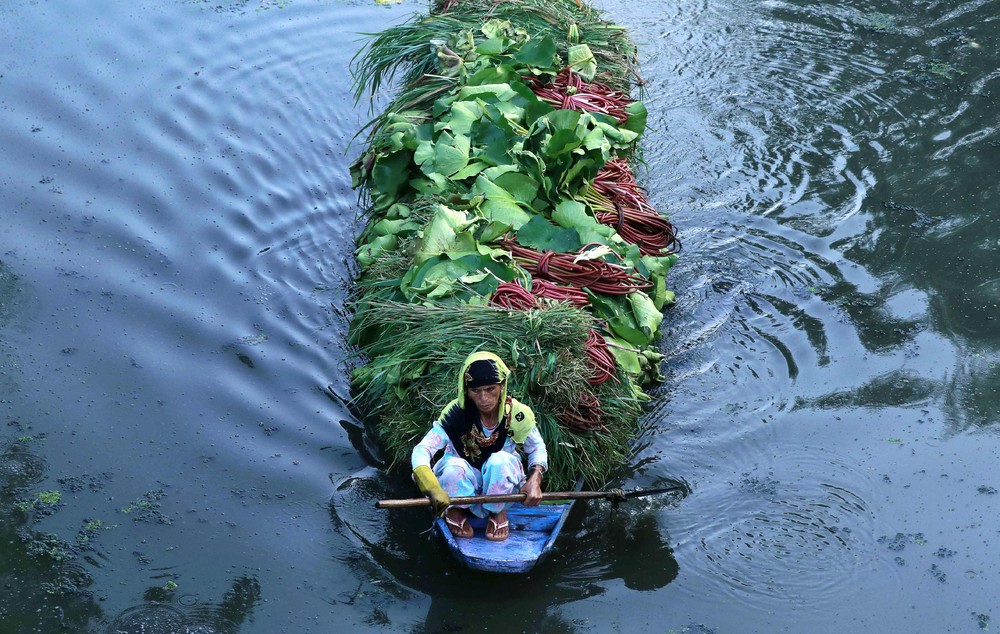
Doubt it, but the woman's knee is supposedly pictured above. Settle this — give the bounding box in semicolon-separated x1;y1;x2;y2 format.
483;451;520;471
437;457;475;481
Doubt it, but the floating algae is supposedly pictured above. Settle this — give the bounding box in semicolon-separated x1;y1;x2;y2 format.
0;435;111;630
120;488;173;524
13;489;63;516
347;0;680;490
858;12;900;34
878;532;926;551
108;575;263;634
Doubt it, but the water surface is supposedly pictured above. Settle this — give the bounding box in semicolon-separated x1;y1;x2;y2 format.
1;0;999;632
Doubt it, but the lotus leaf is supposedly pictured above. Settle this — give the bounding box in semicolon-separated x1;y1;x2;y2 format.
628;290;662;339
443;101;485;136
450;161;490;180
606;336;642;375
476;220;516;244
587;292;652;347
567;43;597;81
476;37;509;56
413;205;480;264
372;150;413;198
356;234;398;268
513;35;557;69
409;173;448;195
551;199;616;245
434;131;471;177
624;101;648;136
402;253;515;301
492;171;539;204
516;215;582;253
471;174;533;227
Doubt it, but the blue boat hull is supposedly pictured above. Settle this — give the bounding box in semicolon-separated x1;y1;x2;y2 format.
435;500;576;573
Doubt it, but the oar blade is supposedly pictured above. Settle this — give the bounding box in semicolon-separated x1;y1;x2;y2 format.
619;483;689;499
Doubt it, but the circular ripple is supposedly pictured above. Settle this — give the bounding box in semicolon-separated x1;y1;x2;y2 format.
184;606;236;634
107;604;187;634
700;488;867;599
674;449;879;608
176;594;200;608
0;451;47;488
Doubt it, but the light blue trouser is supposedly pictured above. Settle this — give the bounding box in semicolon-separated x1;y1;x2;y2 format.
434;451;525;517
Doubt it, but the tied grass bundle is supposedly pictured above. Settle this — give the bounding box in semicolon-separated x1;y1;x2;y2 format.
350;301;643;490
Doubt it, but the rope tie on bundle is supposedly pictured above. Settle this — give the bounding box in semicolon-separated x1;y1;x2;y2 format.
536;250;554;279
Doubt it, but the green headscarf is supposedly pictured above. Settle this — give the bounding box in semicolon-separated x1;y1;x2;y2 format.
434;352;536;468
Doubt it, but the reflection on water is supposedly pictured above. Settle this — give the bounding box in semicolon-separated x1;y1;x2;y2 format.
107;576;261;634
560;502;681;592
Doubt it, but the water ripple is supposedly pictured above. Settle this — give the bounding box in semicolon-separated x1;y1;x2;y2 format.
671;447;879;609
0;450;47;489
107;603;187;634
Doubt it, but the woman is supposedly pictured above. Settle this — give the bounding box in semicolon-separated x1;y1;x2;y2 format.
410;351;547;541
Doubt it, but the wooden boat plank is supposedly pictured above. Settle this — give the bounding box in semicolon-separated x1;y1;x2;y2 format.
436;502;575;573
538;498;575;561
463;505;563;532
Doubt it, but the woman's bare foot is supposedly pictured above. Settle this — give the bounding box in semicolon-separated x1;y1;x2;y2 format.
444;507;473;538
485;509;509;541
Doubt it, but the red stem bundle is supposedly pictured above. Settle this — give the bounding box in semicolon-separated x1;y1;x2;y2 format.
585;329;618;385
589;158;680;256
559;390;607;432
490;282;537;310
490;280;591;310
531;279;590;309
490;286;615;428
500;238;652;296
529;70;633;125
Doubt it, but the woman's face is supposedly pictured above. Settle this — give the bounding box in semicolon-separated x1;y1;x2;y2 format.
466;383;502;417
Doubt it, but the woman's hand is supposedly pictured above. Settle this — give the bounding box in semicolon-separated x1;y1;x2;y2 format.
520;467;543;507
413;465;451;517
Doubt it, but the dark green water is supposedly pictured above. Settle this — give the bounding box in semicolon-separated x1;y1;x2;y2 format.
1;0;999;632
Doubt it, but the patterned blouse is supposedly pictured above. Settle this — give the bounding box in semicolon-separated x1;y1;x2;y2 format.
411;420;549;473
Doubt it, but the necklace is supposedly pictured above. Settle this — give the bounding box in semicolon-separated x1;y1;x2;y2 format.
480;410;499;429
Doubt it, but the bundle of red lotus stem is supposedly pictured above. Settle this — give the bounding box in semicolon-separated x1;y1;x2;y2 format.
490;281;537;310
530;279;590;308
585;329;618;385
585;158;680;256
500;238;653;296
491;284;615;387
559;390;607;432
529;70;633;125
490;279;592;310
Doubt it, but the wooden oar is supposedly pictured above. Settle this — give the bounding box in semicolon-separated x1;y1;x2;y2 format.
376;485;687;509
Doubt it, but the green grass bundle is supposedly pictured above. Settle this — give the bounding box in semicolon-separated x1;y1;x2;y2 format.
350;301;643;490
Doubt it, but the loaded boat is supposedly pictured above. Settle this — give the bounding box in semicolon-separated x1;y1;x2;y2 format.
348;0;680;570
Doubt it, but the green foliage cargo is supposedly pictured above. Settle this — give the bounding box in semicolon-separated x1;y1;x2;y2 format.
348;0;679;490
